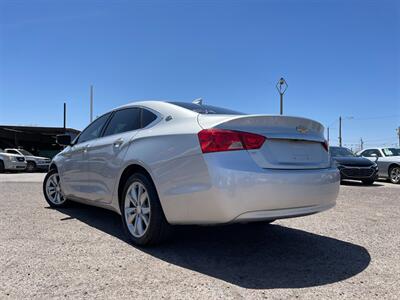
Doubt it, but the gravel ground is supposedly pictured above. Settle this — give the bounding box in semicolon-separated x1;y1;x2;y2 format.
0;174;399;299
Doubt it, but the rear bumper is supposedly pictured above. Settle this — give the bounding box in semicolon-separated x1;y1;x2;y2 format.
234;202;335;222
160;152;340;224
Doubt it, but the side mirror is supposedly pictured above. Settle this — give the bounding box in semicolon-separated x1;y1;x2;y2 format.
56;134;71;146
370;153;379;162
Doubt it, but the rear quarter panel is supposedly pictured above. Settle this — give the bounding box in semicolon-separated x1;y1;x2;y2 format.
110;117;211;222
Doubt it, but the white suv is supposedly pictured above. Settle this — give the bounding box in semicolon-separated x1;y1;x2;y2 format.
5;148;51;172
0;148;27;172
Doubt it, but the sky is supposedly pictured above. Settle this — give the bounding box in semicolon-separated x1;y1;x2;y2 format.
0;0;399;149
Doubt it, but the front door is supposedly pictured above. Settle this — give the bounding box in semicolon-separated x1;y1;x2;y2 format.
85;107;142;204
60;141;90;199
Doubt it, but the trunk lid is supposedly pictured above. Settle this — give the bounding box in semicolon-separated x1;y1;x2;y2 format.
198;114;330;169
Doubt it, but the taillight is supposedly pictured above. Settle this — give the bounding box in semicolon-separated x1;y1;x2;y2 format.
322;140;329;151
198;129;266;153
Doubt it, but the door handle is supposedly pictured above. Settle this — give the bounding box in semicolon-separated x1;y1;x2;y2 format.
82;145;90;153
113;138;124;148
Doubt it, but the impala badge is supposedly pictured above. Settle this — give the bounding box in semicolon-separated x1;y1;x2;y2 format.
296;125;308;134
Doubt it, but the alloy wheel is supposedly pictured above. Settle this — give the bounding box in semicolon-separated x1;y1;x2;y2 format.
124;181;151;238
45;173;66;205
390;167;400;184
27;162;35;172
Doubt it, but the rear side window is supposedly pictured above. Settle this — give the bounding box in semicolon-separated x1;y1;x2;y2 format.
76;112;111;144
103;108;141;137
142;109;157;127
169;102;244;115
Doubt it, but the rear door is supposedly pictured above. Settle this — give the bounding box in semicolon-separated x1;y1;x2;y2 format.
84;107;142;204
198;115;330;169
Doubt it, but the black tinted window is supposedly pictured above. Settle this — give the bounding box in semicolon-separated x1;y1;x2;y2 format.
103;108;141;136
7;150;19;154
142;109;157;127
77;113;111;144
362;149;382;157
169;102;244;115
361;150;371;157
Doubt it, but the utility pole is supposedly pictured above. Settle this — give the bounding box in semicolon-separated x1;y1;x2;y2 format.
90;85;94;123
397;127;400;147
360;137;364;151
327;127;330;143
63;102;67;131
276;77;288;115
338;116;342;147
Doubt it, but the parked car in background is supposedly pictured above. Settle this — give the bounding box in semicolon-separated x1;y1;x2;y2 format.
330;146;378;185
43;100;339;246
5;148;51;172
357;147;400;184
0;148;27;172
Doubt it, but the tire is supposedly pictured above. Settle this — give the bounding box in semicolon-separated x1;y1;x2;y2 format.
362;178;375;185
120;173;171;246
0;161;4;173
26;161;36;172
389;166;400;184
43;169;69;208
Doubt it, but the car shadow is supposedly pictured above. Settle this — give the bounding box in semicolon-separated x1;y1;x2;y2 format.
55;203;371;289
340;180;384;187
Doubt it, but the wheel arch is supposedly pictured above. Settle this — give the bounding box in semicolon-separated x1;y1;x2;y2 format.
388;163;400;175
117;163;161;210
49;162;58;172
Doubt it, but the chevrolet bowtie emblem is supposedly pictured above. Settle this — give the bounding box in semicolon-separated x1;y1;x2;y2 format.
296;126;308;133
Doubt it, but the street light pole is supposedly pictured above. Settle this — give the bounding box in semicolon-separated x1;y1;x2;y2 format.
276;77;288;115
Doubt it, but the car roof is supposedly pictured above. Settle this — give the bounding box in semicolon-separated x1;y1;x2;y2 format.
360;148;381;151
113;100;198;118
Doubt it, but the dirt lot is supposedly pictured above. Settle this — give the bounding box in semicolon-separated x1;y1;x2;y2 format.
0;173;399;299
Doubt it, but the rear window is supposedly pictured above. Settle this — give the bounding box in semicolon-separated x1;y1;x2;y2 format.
103;108;141;137
142;109;158;127
329;147;355;157
169;102;245;115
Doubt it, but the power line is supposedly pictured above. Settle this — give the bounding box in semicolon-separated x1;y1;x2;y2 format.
351;115;400;121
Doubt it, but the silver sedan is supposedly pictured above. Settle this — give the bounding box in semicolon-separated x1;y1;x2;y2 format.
43;101;339;245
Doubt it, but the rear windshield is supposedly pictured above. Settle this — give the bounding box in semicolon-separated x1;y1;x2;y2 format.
329;147;355;157
19;149;33;156
382;148;400;157
169;102;245;115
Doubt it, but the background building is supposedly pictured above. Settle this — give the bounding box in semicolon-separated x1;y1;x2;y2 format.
0;125;80;158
